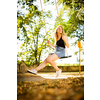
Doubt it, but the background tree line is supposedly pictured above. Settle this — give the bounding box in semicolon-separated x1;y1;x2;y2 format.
17;0;84;66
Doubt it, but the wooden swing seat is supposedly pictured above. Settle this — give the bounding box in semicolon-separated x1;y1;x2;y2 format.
60;55;72;59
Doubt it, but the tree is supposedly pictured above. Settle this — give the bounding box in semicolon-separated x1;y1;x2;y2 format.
58;0;84;62
17;0;41;40
17;0;53;66
44;0;84;43
52;0;84;63
55;0;84;41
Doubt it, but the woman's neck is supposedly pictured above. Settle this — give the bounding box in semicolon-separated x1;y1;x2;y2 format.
58;33;62;38
57;33;62;40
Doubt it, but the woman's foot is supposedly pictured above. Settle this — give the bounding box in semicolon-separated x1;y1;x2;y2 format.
27;69;37;75
55;69;62;78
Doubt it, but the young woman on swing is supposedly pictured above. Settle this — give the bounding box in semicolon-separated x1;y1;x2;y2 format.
28;25;69;78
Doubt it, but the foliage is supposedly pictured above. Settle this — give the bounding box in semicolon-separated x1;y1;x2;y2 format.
17;0;84;65
44;0;84;41
56;0;84;41
44;0;84;61
74;47;84;62
17;0;40;39
17;0;53;65
57;0;84;59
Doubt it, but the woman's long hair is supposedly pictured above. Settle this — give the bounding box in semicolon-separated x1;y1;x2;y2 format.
54;25;66;41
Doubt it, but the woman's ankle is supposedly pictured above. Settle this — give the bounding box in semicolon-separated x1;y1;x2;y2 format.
56;68;60;71
35;69;38;72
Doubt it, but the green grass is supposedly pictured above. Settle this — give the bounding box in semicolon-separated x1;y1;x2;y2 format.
46;63;84;66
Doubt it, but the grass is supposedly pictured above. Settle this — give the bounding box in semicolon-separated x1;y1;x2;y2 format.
46;63;84;66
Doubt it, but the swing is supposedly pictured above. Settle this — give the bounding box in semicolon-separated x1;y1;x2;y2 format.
60;55;72;59
40;0;72;59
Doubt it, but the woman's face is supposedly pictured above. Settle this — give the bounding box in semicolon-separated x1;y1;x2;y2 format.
57;26;62;34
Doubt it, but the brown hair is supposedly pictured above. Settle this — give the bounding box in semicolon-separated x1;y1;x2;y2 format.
54;25;66;41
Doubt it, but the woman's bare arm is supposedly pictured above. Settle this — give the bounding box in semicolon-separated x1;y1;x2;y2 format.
47;39;56;48
62;35;69;48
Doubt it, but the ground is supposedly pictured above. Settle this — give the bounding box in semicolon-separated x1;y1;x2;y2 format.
17;72;84;100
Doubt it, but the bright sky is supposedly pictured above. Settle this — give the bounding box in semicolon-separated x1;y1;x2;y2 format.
17;0;84;65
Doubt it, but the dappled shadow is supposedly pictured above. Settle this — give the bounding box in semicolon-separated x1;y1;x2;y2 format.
17;74;45;82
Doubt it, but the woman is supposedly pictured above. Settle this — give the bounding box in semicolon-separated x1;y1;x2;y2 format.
27;25;69;78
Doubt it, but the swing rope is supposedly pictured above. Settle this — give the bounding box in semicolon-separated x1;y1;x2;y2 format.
40;0;47;38
54;0;61;25
40;0;51;53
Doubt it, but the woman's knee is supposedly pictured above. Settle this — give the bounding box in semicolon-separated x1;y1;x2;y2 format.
44;54;58;63
44;57;52;63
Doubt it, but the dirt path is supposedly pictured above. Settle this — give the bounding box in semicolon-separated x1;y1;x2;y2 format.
17;72;84;82
17;75;45;82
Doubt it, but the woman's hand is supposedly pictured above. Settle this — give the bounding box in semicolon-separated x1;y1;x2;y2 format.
47;39;50;45
47;39;56;48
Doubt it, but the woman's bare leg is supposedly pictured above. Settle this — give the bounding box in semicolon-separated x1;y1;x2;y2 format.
35;60;47;71
35;54;59;71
